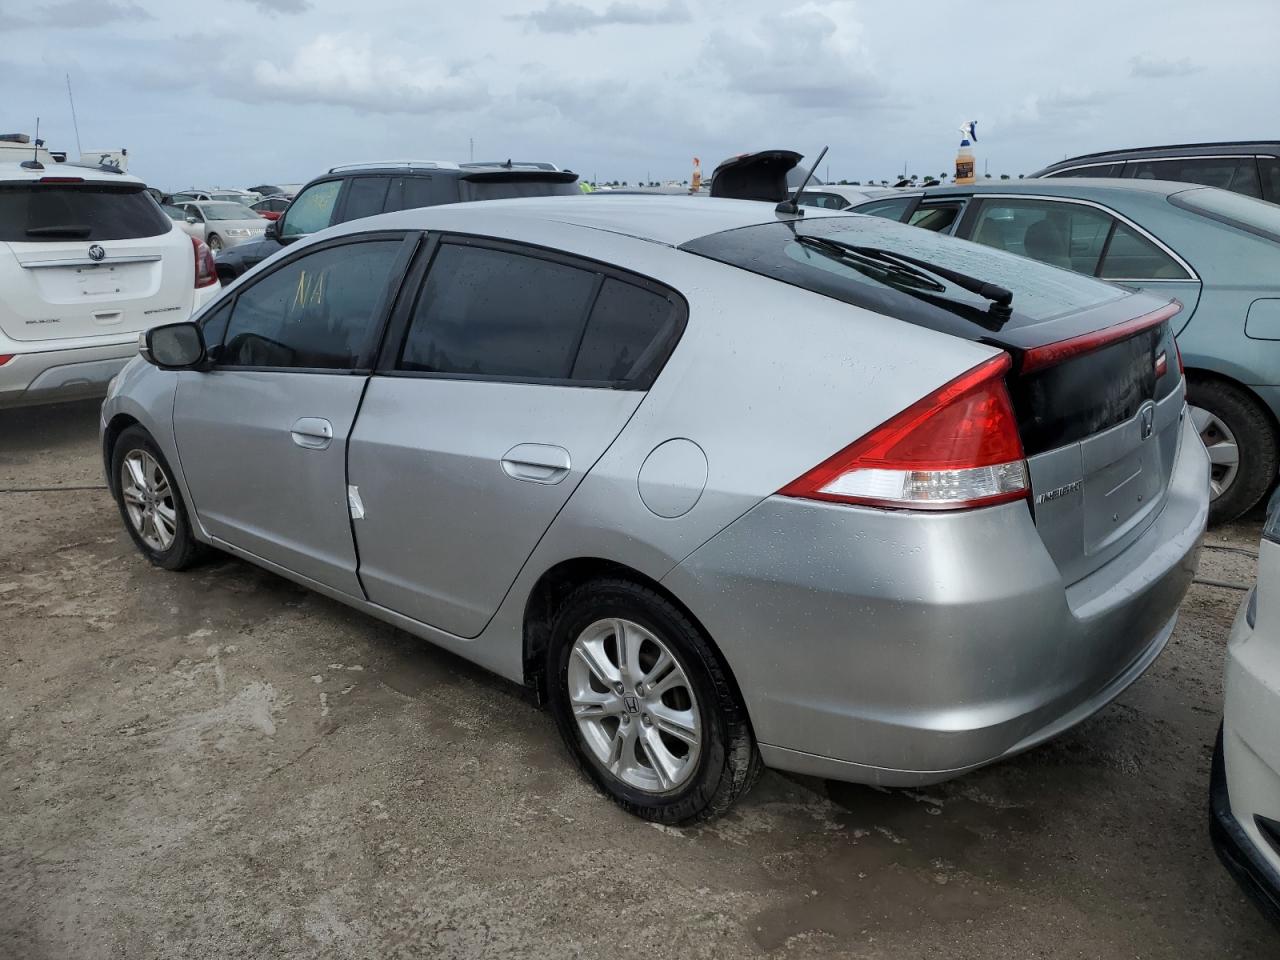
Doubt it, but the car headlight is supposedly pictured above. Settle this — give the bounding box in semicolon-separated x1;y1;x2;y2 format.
225;228;250;237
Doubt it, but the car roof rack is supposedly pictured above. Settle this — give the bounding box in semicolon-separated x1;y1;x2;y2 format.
327;160;461;174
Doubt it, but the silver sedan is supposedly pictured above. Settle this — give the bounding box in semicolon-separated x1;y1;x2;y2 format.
100;195;1208;823
177;200;266;253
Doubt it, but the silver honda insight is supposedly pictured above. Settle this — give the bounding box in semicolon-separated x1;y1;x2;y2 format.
101;195;1209;823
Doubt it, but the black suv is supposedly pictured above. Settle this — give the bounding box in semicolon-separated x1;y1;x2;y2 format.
215;161;579;283
1030;141;1280;203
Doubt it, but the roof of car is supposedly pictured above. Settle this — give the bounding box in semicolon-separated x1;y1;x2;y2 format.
899;178;1207;201
1041;140;1279;168
0;160;146;185
361;194;849;246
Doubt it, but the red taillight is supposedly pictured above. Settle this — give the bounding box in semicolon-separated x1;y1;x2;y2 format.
192;236;217;288
1019;301;1181;374
0;355;12;367
780;354;1028;511
37;176;85;184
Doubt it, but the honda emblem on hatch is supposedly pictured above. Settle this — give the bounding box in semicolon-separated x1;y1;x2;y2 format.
1139;401;1156;441
87;244;105;262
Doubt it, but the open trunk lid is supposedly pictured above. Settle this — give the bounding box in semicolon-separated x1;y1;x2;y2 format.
0;180;191;342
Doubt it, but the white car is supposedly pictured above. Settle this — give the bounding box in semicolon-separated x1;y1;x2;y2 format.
797;185;904;210
1214;508;1280;928
0;162;220;409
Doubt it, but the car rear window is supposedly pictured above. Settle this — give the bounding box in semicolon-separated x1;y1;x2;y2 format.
0;182;171;242
1169;186;1280;243
680;214;1125;342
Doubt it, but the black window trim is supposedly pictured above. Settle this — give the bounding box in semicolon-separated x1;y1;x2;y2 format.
201;229;422;376
961;195;1198;283
373;231;689;391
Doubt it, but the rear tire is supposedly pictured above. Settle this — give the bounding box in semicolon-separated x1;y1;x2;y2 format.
1187;378;1277;524
546;579;761;824
111;426;206;571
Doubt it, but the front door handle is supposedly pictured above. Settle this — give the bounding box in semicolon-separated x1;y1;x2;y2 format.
501;443;571;484
290;417;333;450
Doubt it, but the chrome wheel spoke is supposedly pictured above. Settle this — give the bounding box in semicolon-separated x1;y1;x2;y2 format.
647;702;698;745
1206;441;1239;467
573;640;620;688
640;727;682;789
570;688;624;720
123;455;147;492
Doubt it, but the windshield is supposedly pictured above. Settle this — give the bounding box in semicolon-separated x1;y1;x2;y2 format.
209;192;248;202
679;214;1125;336
1170;186;1280;243
199;202;259;221
0;183;171;242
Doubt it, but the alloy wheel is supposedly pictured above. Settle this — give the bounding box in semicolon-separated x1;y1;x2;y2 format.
121;449;177;552
1189;404;1240;501
567;618;701;794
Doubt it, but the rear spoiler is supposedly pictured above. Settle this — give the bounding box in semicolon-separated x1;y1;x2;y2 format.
460;170;578;184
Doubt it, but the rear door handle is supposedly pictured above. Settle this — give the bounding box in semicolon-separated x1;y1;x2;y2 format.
290;417;333;450
501;443;571;484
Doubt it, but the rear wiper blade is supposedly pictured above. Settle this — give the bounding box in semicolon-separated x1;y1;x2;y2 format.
795;235;946;294
798;235;1014;318
26;225;92;238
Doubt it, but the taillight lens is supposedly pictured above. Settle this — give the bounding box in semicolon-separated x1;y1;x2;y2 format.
779;354;1028;511
1019;301;1181;374
0;355;12;366
192;236;218;288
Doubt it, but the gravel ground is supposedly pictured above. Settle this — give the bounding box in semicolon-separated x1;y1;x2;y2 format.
1;400;1275;959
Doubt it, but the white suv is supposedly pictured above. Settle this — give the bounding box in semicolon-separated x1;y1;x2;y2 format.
0;162;220;408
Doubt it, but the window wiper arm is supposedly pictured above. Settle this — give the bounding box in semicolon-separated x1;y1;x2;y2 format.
839;242;1014;317
26;224;92;238
794;235;946;294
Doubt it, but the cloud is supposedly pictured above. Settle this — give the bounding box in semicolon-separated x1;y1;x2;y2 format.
510;0;690;34
1129;54;1201;78
0;0;151;29
241;0;311;13
245;34;486;113
991;86;1110;137
705;1;887;110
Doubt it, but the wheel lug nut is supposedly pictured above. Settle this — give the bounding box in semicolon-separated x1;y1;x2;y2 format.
613;682;624;695
621;714;630;724
635;683;645;696
641;713;651;727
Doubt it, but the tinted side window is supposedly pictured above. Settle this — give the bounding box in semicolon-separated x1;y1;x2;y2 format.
1259;157;1280;204
799;192;848;210
970;199;1112;274
385;176;441;212
399;244;598;379
571;278;680;386
1129;157;1263;198
198;300;233;361
1099;223;1190;280
908;202;963;233
339;177;390;223
221;240;402;369
853;196;912;221
281;180;341;237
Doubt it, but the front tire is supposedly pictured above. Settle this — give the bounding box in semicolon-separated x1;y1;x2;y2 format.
547;579;761;824
111;426;205;570
1187;378;1278;524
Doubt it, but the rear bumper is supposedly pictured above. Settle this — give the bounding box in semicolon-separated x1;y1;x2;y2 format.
1212;726;1280;930
663;410;1209;784
0;339;138;409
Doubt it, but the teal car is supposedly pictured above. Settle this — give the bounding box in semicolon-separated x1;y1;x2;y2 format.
847;180;1280;523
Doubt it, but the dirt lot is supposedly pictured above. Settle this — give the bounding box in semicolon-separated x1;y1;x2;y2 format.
1;400;1275;959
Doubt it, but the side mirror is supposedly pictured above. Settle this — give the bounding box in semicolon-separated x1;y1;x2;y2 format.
141;321;206;370
186;216;198;224
264;219;279;240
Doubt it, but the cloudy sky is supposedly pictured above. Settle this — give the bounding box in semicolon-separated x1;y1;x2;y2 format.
2;0;1276;190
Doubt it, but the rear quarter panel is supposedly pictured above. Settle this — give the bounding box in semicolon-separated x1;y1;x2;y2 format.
460;216;1003;680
